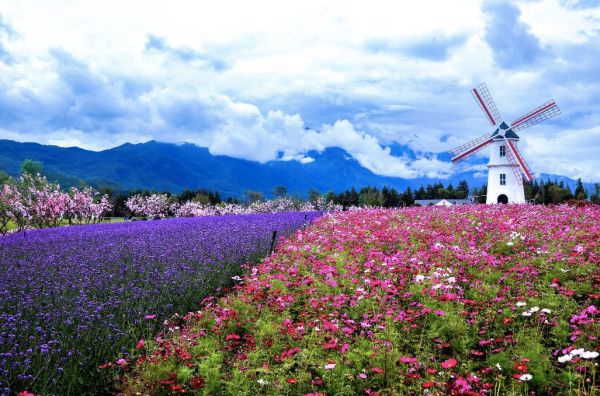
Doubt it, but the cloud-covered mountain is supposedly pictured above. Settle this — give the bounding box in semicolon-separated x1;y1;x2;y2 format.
0;139;592;198
0;139;479;197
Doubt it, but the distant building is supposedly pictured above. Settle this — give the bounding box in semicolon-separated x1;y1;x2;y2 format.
414;199;474;207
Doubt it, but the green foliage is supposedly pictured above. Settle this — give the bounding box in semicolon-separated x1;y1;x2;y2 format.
245;189;264;203
21;159;43;176
307;188;321;203
589;183;600;204
574;178;587;200
524;179;576;204
0;170;11;185
273;185;288;198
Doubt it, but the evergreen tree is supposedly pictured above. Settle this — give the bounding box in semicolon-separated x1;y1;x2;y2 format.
574;178;587;200
425;184;435;199
400;187;415;207
590;184;600;204
381;187;400;208
359;186;382;207
456;180;469;199
415;186;426;200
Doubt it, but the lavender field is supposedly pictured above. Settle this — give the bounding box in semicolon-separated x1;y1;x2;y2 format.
0;212;320;395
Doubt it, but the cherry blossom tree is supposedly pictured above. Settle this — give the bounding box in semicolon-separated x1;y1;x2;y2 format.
125;194;171;219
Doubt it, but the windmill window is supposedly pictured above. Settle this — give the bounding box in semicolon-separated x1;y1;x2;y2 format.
500;145;506;157
500;173;506;185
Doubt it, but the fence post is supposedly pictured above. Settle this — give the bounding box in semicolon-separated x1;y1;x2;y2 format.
269;230;277;255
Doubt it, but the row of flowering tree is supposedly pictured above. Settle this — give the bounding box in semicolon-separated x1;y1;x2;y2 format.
0;173;112;234
125;194;341;219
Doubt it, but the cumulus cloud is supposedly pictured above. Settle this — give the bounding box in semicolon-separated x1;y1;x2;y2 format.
365;34;467;61
144;92;453;178
145;34;228;71
0;14;16;63
560;0;600;10
524;126;600;181
483;1;545;69
0;48;452;178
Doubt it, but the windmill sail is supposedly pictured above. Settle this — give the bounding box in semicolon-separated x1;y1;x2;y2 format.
472;83;502;126
503;137;534;183
511;100;560;132
450;133;494;163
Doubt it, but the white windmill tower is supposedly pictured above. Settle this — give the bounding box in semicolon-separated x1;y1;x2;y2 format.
449;83;560;204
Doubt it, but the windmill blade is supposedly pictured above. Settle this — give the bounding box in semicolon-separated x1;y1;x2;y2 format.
449;133;494;163
511;100;560;132
503;137;534;183
472;83;502;126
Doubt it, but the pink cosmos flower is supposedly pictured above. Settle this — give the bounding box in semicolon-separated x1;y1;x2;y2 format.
144;314;156;320
400;356;417;364
441;358;457;369
116;358;127;366
136;339;145;350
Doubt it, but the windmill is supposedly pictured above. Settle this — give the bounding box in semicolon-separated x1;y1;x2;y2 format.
449;83;560;204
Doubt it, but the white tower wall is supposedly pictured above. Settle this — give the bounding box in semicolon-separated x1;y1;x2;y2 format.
486;139;525;204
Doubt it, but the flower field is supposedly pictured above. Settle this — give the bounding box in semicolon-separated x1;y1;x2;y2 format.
118;205;599;395
0;212;320;395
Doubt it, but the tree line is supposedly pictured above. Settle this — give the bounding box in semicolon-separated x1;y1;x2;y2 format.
2;161;598;219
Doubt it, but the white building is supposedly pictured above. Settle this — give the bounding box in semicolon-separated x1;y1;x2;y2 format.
414;199;473;206
486;127;526;204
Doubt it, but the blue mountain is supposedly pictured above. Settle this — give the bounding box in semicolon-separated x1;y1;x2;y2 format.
0;139;592;198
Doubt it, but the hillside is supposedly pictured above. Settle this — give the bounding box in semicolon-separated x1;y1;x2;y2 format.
0;139;591;198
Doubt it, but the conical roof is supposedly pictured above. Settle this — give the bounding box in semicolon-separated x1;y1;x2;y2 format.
490;121;519;139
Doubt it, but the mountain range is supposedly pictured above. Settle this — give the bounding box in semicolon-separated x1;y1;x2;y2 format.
0;139;592;198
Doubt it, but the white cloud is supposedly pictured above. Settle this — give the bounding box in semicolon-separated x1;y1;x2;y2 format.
519;0;600;45
524;126;600;181
0;0;599;182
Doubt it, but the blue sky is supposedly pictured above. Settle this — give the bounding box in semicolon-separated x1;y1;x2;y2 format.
0;0;599;181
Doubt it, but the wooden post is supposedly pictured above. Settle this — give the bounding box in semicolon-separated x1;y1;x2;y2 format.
269;230;277;255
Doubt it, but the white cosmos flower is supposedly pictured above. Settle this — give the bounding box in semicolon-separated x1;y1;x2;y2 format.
506;241;514;246
542;308;552;314
581;351;599;359
495;363;502;371
570;348;585;356
414;275;425;283
529;307;540;313
522;312;532;317
516;302;527;307
519;374;532;381
257;379;269;385
558;355;572;363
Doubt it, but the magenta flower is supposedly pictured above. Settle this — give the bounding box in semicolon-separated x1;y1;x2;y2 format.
441;358;457;369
